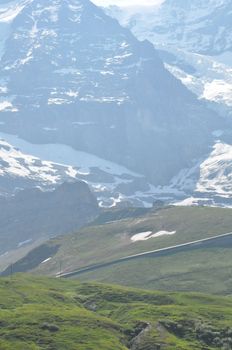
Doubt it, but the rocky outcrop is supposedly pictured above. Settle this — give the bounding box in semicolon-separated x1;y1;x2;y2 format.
0;181;99;254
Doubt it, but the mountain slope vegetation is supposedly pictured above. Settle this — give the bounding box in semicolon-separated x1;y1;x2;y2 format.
1;274;232;349
4;206;232;294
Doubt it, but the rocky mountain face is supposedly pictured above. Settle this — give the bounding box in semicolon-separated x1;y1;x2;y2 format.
106;0;232;111
0;0;223;195
105;0;232;208
110;0;232;55
0;181;99;255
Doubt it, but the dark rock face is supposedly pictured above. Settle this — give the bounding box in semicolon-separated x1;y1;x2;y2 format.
0;181;99;254
0;0;222;185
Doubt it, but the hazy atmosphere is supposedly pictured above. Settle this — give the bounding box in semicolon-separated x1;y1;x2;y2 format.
0;0;232;349
93;0;164;6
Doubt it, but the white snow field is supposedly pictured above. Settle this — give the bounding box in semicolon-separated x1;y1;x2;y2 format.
131;230;176;242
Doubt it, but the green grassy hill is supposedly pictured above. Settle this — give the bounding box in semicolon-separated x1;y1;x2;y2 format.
77;247;232;295
4;206;232;294
1;274;232;349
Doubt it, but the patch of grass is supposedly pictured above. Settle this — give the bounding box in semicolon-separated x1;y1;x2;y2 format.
19;206;232;276
5;206;232;295
76;247;232;295
0;275;232;349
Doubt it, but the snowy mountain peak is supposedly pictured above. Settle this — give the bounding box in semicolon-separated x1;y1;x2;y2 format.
103;0;232;207
0;0;229;209
107;0;232;55
165;0;228;9
0;0;31;24
0;0;144;111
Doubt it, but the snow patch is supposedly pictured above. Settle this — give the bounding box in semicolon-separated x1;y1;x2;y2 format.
202;80;232;106
0;101;18;112
65;90;79;98
0;251;9;258
43;127;58;131
0;86;7;93
48;98;71;105
18;239;32;247
164;50;232;107
0;0;31;23
72;121;96;126
41;257;52;264
66;166;78;178
131;230;176;242
196;142;232;197
0;138;61;183
175;197;210;207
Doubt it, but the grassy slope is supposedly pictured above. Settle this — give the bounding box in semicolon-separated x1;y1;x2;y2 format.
34;206;232;274
1;275;232;349
6;206;232;294
77;247;232;295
